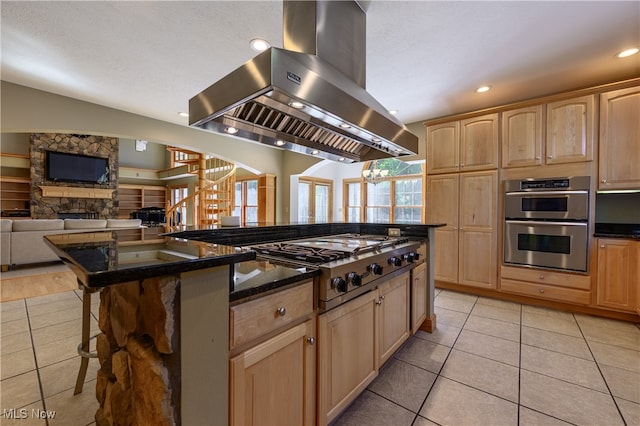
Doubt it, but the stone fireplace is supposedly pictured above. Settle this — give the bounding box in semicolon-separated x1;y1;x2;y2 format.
30;133;119;218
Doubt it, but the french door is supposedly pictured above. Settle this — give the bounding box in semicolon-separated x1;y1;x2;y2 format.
298;178;333;224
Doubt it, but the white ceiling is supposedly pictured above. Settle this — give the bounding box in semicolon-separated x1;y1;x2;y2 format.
2;1;639;130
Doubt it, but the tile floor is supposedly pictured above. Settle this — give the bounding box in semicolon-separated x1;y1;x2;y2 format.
2;271;639;426
333;289;640;426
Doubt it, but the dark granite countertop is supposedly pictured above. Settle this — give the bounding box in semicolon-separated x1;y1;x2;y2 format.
594;223;640;240
44;230;255;288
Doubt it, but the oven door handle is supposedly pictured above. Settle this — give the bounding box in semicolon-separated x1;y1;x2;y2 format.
505;190;588;196
505;220;588;227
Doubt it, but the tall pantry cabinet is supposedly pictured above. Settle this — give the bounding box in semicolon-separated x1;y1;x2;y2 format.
426;114;499;289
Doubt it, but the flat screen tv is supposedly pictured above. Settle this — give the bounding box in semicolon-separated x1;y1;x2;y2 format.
46;151;110;184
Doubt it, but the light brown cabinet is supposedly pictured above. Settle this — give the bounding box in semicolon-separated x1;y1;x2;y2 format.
0;177;30;214
318;291;378;426
599;86;640;190
118;184;167;219
229;319;316;426
500;265;591;305
426;114;499;174
501;95;595;168
596;239;639;313
427;171;498;289
229;281;316;426
377;272;410;365
411;262;428;333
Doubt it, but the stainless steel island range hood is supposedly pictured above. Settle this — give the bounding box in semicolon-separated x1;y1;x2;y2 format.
189;1;418;163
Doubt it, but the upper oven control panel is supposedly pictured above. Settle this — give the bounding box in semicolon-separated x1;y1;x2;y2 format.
521;179;570;190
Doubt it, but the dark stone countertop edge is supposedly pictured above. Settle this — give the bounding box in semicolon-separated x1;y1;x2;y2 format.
594;223;640;240
165;222;445;246
230;268;322;304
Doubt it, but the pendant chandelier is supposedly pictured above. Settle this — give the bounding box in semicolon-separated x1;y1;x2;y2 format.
362;160;389;185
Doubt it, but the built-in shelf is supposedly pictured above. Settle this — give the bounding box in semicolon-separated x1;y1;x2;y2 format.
39;185;114;199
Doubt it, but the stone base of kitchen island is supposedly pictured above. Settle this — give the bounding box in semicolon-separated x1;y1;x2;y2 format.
93;266;230;426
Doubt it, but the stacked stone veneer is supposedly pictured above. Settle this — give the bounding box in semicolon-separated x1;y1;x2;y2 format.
30;133;119;218
95;277;180;425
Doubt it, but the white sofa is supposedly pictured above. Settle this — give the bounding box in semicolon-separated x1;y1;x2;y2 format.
1;218;142;270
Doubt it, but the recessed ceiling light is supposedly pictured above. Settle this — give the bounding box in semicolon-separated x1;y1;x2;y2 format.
178;112;189;117
476;85;491;93
289;101;304;109
338;157;346;162
339;123;352;129
617;48;639;58
388;110;398;115
225;127;238;134
372;137;381;142
250;38;270;52
311;150;319;155
275;140;286;146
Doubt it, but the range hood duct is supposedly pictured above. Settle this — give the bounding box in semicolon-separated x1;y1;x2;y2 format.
189;0;418;162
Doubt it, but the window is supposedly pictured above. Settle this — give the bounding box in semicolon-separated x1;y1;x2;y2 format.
169;185;189;226
298;177;333;224
358;159;424;224
343;180;363;222
233;179;258;224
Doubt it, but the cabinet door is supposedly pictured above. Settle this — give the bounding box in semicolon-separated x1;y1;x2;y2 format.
460;113;499;171
230;319;316;426
599;86;640;190
597;239;638;312
377;272;410;365
426;122;459;174
318;291;378;425
501;106;544;168
427;174;459;283
458;171;498;288
411;262;428;334
546;95;595;164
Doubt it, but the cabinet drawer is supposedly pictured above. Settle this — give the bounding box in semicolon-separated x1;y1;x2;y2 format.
501;278;591;305
501;266;591;290
230;281;314;349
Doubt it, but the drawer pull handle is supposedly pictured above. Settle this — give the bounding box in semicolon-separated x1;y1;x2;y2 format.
376;300;382;306
307;337;315;345
600;245;605;248
539;275;544;280
539;289;545;293
276;307;286;317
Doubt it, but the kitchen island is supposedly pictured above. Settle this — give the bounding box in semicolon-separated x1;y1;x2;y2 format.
44;222;443;425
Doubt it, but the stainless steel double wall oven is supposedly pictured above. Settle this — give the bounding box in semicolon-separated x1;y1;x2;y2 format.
504;176;590;272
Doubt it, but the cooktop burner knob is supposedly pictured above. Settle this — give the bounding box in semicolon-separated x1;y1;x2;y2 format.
347;272;362;286
332;277;348;293
403;253;415;263
388;256;403;267
368;263;383;275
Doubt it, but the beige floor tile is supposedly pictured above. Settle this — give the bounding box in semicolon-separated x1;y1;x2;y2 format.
368;359;436;412
615;397;640;426
521;325;593;360
600;364;640;403
31;317;99;348
28;306;82;330
1;316;30;337
521;344;607;392
521;304;575;321
518;407;573;425
414;322;460;347
453;329;520;366
437;290;478;303
0;370;42;411
434;294;476;314
580;322;640;352
25;290;78;307
39;356;100;398
0;401;47;426
412;416;439;426
26;298;81;317
464;314;520;342
393;336;450;374
332;390;415;426
1;305;26;323
433;306;468;328
0;299;26;312
45;381;99;426
520;369;624;425
470;303;521;324
1;330;32;355
476;296;521;312
589;340;640;373
521;311;582;337
420;376;518;425
440;349;519;402
1;347;36;380
34;334;81;368
575;313;640;334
